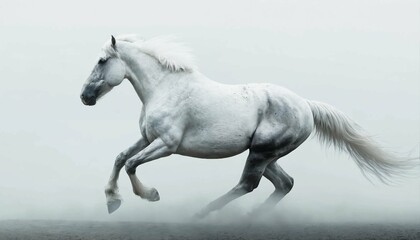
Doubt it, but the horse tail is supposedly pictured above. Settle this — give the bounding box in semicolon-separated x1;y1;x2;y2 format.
307;100;418;183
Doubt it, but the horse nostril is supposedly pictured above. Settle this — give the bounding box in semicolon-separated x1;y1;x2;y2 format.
81;92;97;106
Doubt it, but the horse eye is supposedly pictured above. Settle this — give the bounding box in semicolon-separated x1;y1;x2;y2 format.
98;58;107;64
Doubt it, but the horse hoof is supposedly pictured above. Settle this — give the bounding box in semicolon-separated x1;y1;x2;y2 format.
193;210;208;219
107;198;122;214
147;188;160;202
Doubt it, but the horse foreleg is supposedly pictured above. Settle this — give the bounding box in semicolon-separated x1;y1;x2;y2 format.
125;138;176;202
105;137;149;213
195;151;271;218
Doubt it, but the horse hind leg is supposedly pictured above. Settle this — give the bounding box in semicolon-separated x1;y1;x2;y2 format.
195;150;273;218
265;162;294;203
195;120;307;218
245;127;305;217
249;161;294;217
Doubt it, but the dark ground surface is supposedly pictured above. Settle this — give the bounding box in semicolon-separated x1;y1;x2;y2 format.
0;220;419;240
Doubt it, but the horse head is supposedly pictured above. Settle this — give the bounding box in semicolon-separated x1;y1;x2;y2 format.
81;35;126;106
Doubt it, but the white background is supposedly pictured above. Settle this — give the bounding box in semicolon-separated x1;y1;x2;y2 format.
0;0;419;223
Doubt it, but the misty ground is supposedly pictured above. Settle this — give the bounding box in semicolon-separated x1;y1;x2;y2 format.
0;220;419;240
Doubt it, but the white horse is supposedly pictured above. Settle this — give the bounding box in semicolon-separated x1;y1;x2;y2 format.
80;35;415;217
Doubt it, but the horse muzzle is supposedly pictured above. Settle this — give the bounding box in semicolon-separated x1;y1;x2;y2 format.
81;93;97;106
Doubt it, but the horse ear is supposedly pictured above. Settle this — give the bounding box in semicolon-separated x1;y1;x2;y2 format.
111;35;116;47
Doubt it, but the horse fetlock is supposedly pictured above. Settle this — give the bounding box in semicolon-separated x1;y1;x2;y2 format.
105;185;118;196
145;188;160;202
106;192;121;201
133;187;160;202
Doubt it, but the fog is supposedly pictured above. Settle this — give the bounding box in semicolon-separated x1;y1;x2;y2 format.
0;0;419;223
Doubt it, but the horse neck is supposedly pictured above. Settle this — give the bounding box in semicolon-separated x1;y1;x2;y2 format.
118;43;169;104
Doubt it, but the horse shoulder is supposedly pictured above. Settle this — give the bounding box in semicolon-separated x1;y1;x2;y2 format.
141;97;188;145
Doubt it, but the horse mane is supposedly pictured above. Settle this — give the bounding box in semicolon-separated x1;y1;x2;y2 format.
115;35;197;72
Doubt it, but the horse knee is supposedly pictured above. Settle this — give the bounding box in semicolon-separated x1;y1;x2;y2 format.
115;153;127;168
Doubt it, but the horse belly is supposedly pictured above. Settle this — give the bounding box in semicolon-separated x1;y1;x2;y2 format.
176;135;251;158
176;120;254;159
173;82;262;158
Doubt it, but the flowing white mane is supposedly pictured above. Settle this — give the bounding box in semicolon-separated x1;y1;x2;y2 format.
115;35;197;72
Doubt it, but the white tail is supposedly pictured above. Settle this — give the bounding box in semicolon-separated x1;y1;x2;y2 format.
307;100;417;183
